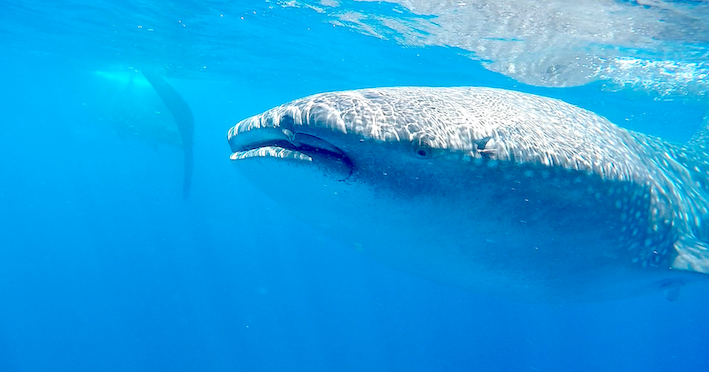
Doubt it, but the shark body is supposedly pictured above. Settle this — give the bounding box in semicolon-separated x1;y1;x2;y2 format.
88;69;194;199
141;71;194;199
227;87;709;302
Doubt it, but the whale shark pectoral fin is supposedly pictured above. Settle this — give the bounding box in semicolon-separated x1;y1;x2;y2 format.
671;235;709;274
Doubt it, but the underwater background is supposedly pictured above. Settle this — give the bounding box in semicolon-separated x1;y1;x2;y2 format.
1;1;708;371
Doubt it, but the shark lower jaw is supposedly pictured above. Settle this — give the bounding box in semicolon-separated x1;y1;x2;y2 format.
228;127;354;180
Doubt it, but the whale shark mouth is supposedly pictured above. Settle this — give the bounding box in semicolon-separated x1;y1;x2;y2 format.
228;127;354;178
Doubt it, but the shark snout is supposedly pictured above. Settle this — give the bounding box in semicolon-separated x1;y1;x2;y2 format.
227;117;354;180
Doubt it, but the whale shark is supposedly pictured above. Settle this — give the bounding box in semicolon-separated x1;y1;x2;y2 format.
88;69;194;199
140;71;194;199
226;87;709;302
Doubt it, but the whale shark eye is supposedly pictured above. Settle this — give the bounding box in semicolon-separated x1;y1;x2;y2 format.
412;140;433;159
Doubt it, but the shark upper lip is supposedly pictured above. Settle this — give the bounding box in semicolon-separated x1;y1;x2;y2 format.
228;126;353;170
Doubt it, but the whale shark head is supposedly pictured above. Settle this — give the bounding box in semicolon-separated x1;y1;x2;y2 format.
227;87;709;302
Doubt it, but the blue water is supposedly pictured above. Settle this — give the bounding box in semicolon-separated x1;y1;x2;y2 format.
1;1;708;371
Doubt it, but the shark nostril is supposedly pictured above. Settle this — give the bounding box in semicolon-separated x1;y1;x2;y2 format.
279;113;295;130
